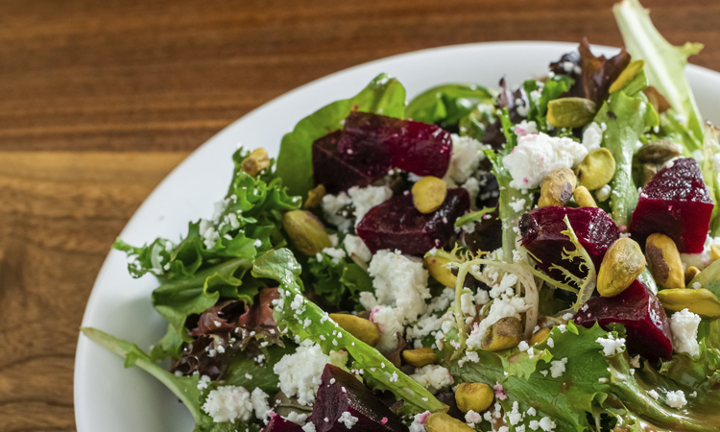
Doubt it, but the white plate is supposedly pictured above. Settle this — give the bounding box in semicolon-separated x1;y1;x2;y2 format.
74;41;720;432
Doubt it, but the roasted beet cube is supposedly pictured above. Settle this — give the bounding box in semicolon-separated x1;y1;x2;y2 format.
629;158;713;253
520;207;619;279
312;130;392;194
343;112;452;178
261;413;305;432
356;188;470;255
312;364;408;432
574;280;673;361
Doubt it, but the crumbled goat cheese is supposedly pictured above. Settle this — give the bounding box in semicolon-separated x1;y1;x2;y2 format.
539;417;557;431
197;374;211;390
518;341;530;352
250;388;270;420
444;134;488;184
370;306;405;352
302;422;317;432
515;120;538;137
647;389;660;400
343;234;372;263
502;132;588;189
666;390;688;408
582;123;603;151
462;177;480;211
365;250;431;323
465;410;482;424
347;185;393;226
509;198;527;212
202;385;254;423
322;247;347;265
321;193;353;232
670;309;701;356
338;411;359;429
410;365;454;394
467;294;528;350
596;333;626;356
507;401;523;425
409;411;430;432
550;358;568;378
680;234;720;270
328;233;339;247
461;292;477;317
596;184;612;202
273;341;343;406
285;412;309;425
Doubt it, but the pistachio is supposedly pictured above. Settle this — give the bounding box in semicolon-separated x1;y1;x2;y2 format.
425;413;476;432
241;148;270;177
455;383;494;413
412;176;447;214
573;186;597;208
482;317;522;351
609;60;645;94
424;255;458;289
402;347;438;368
711;245;720;262
685;266;700;286
657;289;720;318
577;148;616;191
304;184;326;209
597;238;646;297
530;327;551;346
538;167;577;208
282;210;331;256
632;140;680;186
329;313;380;347
645;233;685;289
547;97;597;129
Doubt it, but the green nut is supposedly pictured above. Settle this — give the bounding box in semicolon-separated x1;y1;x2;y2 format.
282;210;331;256
577;148;616;191
481;317;522;351
425;413;476;432
547;97;597;129
402;348;438;368
657;289;720;318
597;238;646;297
329;313;380;347
424;255;458;289
455;382;494;413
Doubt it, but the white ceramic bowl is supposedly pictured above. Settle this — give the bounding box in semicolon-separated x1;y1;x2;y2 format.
74;41;720;432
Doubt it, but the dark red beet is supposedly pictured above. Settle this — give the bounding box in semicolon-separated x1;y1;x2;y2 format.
312;130;392;194
574;280;673;361
357;189;470;255
312;364;408;432
629;158;713;253
261;413;305;432
520;207;619;278
343;112;452;177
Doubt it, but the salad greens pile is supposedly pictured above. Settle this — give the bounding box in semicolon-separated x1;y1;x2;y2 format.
83;1;720;431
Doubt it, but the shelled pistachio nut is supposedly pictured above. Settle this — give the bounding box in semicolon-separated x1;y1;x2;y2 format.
573;186;597;208
482;317;522;351
645;233;685;289
282;210;331;256
241;148;270;177
402;347;438;368
530;327;551;346
412;176;447;214
577;148;616;191
547;97;597;129
597;238;646;297
425;413;476;432
328;313;380;347
538;167;577;208
685;266;700;285
455;382;494;413
424;255;458;289
657;289;720;318
632;140;680;186
304;184;326;209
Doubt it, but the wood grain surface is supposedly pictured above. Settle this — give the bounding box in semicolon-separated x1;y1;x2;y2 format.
1;0;718;430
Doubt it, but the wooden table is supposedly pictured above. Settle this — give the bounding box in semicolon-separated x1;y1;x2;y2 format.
1;0;718;430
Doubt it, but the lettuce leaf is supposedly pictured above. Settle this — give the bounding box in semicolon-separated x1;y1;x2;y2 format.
275;73;406;198
252;248;446;414
405;83;496;127
614;0;704;152
307;253;373;310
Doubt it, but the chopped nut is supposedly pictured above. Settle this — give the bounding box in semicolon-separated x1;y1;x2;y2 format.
282;210;331;256
685;266;700;286
538;167;577;208
424;255;457;289
657;289;720;318
482;317;522;351
547;97;597;129
412;176;447;214
577;148;616;191
241;148;270;177
304;184;326;209
425;413;476;432
402;348;438;368
597;238;646;297
329;313;380;347
455;383;494;413
632;140;681;186
530;327;551;346
573;185;597;208
645;233;685;289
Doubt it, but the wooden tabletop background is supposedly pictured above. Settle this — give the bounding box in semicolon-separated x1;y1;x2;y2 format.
1;0;719;430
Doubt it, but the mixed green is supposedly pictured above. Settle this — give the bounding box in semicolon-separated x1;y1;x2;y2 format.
83;1;720;432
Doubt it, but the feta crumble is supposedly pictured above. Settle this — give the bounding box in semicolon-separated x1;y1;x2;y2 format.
410;365;454;394
444;134;489;184
670;309;701;356
343;234;372;263
338;411;359;429
202;385;254;423
648;389;660;400
596;333;626;356
370;306;404;352
581;122;603;151
550;358;568;378
273;341;344;406
666;390;688;408
321;247;347;265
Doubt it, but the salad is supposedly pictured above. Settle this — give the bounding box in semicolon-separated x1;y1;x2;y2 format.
82;1;720;431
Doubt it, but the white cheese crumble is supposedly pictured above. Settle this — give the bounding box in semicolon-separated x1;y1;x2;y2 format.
515;120;538;137
680;234;720;270
596;333;626;356
302;422;317;432
409;411;430;432
370;305;404;352
202;385;254;423
348;185;393;226
502;132;588;189
467;293;528;350
338;411;359;429
321;247;347;265
410;365;454;394
321;192;353;232
596;184;612;202
273;341;345;406
666;390;688;408
250;388;270;420
581;122;603;151
285;412;309;425
539;417;557;431
670;309;701;356
444;134;488;185
343;234;372;263
648;389;660;400
550;358;568;378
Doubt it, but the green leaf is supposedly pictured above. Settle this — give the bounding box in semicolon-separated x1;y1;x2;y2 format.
252;248;446;414
453;206;496;228
406;83;496;126
275;73;406;198
614;0;704;150
307;253;373;309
